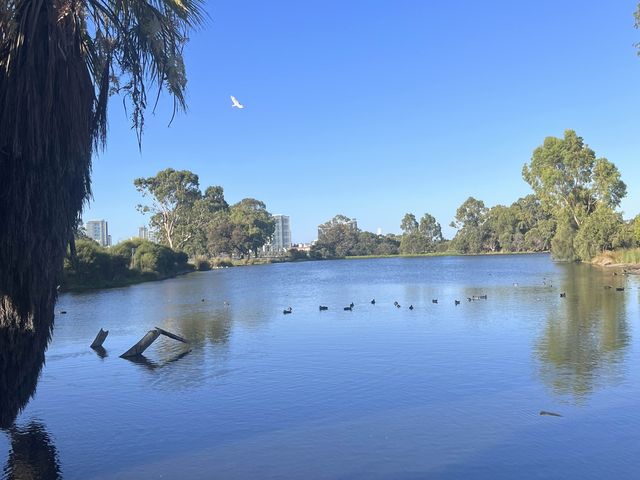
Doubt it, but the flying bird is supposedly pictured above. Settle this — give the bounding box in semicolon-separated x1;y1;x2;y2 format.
230;95;244;109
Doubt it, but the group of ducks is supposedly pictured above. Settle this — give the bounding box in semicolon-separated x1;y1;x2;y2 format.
281;284;626;315
282;295;491;315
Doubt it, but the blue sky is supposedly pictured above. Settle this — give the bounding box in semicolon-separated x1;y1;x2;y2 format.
85;0;640;244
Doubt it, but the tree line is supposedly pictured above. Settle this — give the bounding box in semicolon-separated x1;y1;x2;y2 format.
311;130;637;262
135;168;276;259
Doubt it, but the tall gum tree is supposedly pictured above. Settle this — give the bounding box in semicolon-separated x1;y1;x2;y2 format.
0;0;204;427
522;130;626;260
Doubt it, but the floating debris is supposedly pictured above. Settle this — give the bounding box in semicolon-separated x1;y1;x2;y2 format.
539;410;562;417
90;329;109;349
120;327;189;358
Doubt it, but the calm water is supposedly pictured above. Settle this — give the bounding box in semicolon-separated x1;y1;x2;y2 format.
2;254;640;479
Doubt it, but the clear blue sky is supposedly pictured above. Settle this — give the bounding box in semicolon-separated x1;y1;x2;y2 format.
84;0;640;244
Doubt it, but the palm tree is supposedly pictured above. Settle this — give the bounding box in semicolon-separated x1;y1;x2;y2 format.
0;0;204;427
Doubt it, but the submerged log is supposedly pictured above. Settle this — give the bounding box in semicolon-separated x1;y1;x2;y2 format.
90;328;109;348
120;327;189;358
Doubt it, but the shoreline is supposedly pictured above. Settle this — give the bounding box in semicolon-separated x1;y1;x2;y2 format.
60;267;195;293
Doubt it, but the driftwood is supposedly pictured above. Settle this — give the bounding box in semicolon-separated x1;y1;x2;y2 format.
539;410;562;417
120;327;189;358
90;328;109;348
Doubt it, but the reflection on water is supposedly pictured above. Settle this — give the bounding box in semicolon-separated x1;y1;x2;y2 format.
2;422;61;480
1;255;639;479
0;329;48;429
123;349;192;371
536;263;630;399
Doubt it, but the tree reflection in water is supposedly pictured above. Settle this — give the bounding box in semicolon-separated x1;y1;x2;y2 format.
0;328;49;429
536;263;630;399
2;421;61;480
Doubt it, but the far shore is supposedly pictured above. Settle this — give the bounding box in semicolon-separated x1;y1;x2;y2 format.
62;249;640;293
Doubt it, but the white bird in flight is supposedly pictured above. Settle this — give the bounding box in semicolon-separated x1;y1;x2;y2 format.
230;95;244;109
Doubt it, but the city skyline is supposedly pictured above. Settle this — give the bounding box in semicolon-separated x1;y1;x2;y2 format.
82;1;640;244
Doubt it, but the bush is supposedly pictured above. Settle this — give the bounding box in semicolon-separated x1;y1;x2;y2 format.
211;258;234;268
193;255;212;271
63;238;192;290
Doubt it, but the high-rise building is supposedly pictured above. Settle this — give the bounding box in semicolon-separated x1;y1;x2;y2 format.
270;215;291;252
85;220;110;246
138;226;149;240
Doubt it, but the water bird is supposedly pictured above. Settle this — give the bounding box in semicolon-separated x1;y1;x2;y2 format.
396;303;401;308
319;305;328;311
393;301;399;306
230;95;244;109
283;307;292;314
409;305;414;310
344;305;353;311
560;293;566;298
432;299;438;304
455;300;460;306
616;287;625;292
371;299;376;305
467;297;472;302
59;310;67;314
201;298;205;302
350;302;355;308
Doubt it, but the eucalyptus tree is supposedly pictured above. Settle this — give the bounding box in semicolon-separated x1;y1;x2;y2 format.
0;0;204;427
522;130;626;260
450;197;488;254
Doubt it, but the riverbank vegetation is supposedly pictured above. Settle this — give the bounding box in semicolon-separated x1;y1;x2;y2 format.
135;168;276;259
63;239;192;291
129;132;636;267
310;130;635;263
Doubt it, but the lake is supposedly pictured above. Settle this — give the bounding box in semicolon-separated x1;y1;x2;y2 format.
2;254;639;479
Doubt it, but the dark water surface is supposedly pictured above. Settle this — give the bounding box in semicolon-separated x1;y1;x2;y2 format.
2;254;639;479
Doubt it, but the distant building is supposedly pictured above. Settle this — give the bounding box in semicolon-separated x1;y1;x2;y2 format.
138;226;149;240
265;215;291;254
292;243;312;253
376;227;383;236
85;220;110;246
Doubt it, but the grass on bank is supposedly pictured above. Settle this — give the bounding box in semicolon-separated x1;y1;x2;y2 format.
591;248;640;266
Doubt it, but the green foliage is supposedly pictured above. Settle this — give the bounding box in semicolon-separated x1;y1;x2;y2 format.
314;215;360;258
522;130;626;226
450;197;488;253
311;216;400;258
192;256;212;271
522;130;626;261
135;168;208;252
399;212;443;254
207;199;275;258
449;194;555;255
63;239;191;290
574;207;624;261
550;217;577;262
286;249;309;261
